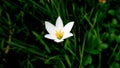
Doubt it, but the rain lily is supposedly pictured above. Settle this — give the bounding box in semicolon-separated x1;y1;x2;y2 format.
44;16;74;43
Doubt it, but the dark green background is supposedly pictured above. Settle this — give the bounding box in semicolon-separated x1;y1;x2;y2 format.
0;0;120;68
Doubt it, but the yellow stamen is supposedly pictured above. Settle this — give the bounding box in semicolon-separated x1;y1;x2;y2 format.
55;30;64;39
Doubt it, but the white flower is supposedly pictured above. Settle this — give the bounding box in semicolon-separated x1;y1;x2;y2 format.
44;16;74;43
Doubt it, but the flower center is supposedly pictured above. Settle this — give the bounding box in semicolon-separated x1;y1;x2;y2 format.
55;30;64;39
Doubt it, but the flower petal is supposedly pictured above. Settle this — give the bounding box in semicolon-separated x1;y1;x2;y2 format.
44;34;56;40
45;21;55;34
54;39;64;43
62;33;73;39
56;16;64;29
64;22;74;33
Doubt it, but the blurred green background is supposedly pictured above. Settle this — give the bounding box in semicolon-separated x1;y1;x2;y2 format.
0;0;120;68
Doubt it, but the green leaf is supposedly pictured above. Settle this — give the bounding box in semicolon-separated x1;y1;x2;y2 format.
44;56;59;64
64;39;75;56
32;31;51;53
87;49;100;55
108;9;115;16
85;32;100;54
8;42;47;58
101;32;109;40
65;54;71;68
116;35;120;43
82;55;92;66
111;18;118;27
110;62;120;68
115;50;120;61
27;59;34;68
53;58;66;68
98;43;108;51
109;33;116;42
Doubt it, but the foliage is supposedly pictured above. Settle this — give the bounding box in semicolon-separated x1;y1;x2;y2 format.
0;0;120;68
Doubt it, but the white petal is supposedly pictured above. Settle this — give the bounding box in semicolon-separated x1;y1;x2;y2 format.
44;34;56;40
54;39;64;43
45;21;55;34
64;22;74;33
62;33;73;39
56;16;64;29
